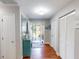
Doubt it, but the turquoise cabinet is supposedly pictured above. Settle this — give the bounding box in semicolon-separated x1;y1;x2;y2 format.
22;40;31;57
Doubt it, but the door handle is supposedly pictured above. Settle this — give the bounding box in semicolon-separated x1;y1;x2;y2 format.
1;19;3;22
2;37;4;40
2;56;4;58
11;41;14;43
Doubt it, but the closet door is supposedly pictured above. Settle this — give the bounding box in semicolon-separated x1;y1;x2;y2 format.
0;17;3;59
66;14;76;59
59;14;76;59
1;14;16;59
59;17;67;59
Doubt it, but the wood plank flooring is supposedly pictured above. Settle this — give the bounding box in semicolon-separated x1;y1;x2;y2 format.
23;44;61;59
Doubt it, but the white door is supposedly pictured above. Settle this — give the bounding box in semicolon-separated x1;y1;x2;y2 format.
74;14;79;59
75;28;79;59
66;14;75;59
0;17;3;59
59;13;77;59
1;14;16;59
59;17;67;59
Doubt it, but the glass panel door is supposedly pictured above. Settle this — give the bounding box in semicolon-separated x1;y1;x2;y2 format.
31;24;44;41
29;22;45;48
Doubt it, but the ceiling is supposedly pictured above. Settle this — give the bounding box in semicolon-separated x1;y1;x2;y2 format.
0;0;16;4
0;0;73;20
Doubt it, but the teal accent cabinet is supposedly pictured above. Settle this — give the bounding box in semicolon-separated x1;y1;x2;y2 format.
23;40;31;57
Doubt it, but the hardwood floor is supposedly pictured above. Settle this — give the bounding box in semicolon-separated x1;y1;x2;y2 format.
23;44;61;59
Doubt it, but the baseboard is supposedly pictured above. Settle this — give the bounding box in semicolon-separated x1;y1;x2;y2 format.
21;56;23;59
49;44;61;59
44;42;50;45
56;52;60;56
49;43;53;48
56;52;62;59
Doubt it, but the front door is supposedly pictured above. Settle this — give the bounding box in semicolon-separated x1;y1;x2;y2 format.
29;23;45;48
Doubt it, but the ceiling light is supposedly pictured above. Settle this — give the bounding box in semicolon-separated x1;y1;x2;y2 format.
33;6;50;15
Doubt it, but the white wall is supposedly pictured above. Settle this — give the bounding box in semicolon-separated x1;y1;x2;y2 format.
45;30;51;44
21;15;28;39
51;0;79;59
50;19;59;52
45;20;51;44
0;4;21;59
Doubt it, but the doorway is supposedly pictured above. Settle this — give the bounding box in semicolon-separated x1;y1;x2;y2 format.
29;23;45;48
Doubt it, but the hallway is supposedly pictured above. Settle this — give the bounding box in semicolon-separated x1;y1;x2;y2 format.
24;44;61;59
0;0;79;59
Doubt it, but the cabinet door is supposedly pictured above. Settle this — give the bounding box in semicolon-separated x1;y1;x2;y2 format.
1;14;16;59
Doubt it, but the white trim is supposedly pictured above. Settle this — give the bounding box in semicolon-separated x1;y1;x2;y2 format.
44;42;50;45
0;3;18;6
21;56;23;59
59;9;76;19
20;11;23;59
49;43;53;47
50;44;61;57
56;52;60;56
